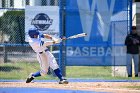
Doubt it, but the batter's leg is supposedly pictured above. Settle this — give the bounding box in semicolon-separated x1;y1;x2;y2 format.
47;51;68;84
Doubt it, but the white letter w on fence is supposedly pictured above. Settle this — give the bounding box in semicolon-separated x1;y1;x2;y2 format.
77;0;115;41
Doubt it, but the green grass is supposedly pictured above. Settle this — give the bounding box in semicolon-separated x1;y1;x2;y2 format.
66;66;140;80
0;62;140;80
66;66;112;79
0;62;55;80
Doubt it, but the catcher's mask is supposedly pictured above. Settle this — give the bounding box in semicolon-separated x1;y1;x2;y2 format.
28;28;39;38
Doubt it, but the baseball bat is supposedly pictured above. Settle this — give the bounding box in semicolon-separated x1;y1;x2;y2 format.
51;33;87;44
63;33;87;40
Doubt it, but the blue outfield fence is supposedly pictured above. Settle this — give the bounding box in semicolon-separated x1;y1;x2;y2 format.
64;0;132;66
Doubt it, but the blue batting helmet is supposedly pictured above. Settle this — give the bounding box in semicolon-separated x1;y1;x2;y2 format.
28;28;39;38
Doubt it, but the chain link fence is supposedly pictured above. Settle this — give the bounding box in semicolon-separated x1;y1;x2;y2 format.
0;0;134;80
0;0;60;8
0;0;60;62
0;0;60;80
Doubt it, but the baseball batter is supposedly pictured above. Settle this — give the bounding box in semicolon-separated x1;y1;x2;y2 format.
26;28;68;84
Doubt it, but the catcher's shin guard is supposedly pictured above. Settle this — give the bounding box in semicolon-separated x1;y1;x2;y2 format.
26;73;34;83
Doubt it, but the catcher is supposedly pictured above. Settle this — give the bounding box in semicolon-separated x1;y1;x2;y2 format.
26;28;68;84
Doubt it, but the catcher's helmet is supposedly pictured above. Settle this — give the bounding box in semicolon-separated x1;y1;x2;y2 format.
28;28;39;38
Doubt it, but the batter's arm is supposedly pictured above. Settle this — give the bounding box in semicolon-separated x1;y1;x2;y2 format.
41;34;60;46
43;34;53;40
43;41;55;46
43;34;61;44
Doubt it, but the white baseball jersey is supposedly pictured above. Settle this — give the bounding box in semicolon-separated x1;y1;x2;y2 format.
28;35;59;76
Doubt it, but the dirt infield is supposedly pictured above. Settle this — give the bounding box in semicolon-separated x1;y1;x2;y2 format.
0;82;140;93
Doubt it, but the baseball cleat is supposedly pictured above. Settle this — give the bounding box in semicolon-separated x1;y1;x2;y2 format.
59;79;69;84
26;73;34;83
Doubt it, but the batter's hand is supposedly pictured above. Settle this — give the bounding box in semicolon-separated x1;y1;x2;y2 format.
52;38;62;44
61;37;66;40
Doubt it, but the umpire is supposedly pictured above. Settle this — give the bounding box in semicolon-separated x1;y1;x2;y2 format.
125;26;140;77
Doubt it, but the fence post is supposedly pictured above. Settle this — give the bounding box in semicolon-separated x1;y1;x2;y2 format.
59;0;66;76
3;44;8;63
